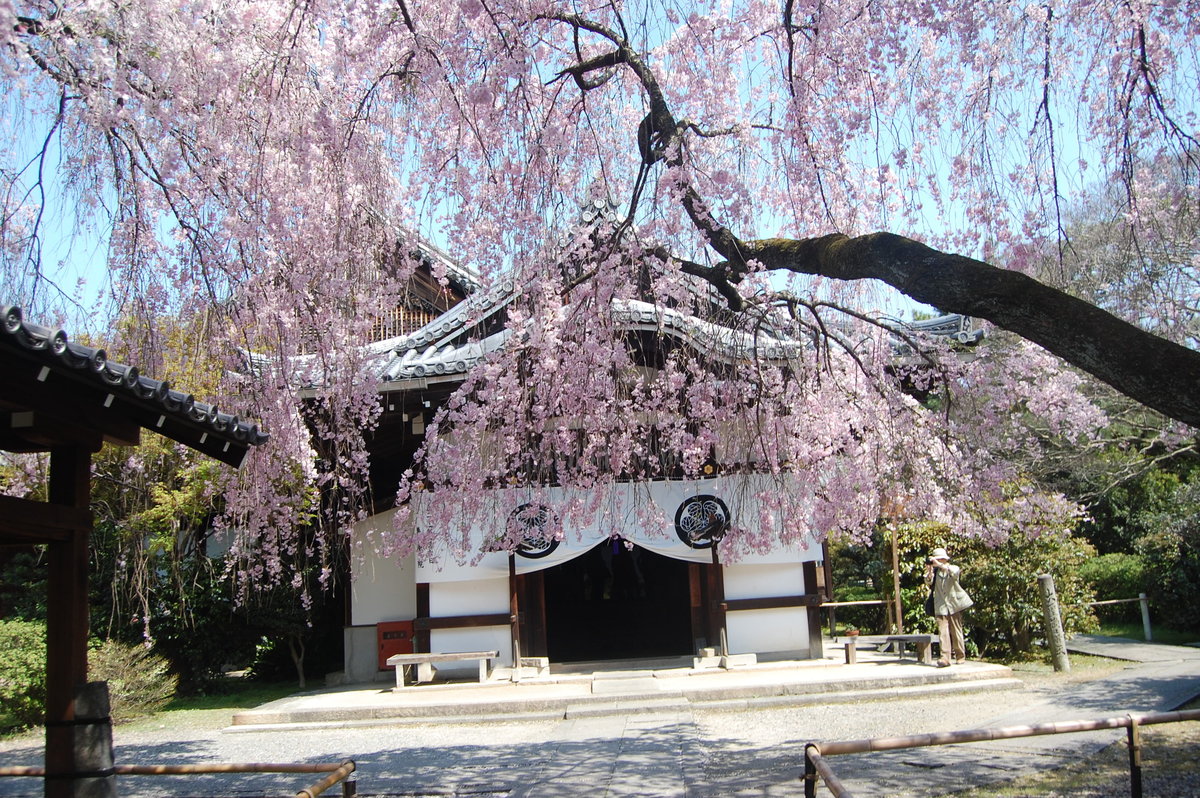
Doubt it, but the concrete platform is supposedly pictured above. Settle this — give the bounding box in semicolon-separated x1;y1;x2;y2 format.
229;642;1020;730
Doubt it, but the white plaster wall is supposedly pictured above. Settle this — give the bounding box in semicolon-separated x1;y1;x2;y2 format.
723;562;810;655
346;511;418;680
429;578;512;672
350;544;417;625
723;562;805;600
430;627;513;672
430;577;508;615
726;607;810;656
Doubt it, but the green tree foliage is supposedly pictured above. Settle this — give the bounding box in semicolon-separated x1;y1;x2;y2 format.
0;619;46;731
1079;466;1190;554
1066;459;1200;633
0;548;47;622
1135;478;1200;631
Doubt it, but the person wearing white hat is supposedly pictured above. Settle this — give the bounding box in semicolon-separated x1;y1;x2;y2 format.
924;547;974;666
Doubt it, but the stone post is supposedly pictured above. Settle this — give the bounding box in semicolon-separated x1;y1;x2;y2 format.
1038;573;1071;673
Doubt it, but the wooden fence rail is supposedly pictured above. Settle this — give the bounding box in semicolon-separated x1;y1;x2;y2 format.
0;759;358;798
803;709;1200;798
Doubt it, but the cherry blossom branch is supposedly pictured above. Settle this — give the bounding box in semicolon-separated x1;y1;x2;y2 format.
545;9;1199;432
733;232;1200;428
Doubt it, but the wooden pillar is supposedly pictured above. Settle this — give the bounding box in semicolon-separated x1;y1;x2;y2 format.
415;583;431;653
803;561;824;658
819;540;833;601
515;571;547;658
891;525;904;634
44;446;113;798
709;544;727;654
508;555;520;673
688;563;706;651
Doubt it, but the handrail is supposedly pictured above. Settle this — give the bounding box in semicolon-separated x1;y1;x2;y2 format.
803;744;854;797
119;763;349;775
1;762;352;777
803;709;1200;798
819;599;885;607
0;759;358;798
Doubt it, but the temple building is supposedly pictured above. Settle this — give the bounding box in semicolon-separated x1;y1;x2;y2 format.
325;221;981;683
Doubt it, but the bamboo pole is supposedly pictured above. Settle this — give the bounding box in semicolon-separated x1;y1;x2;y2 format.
815;709;1200;756
803;745;855;798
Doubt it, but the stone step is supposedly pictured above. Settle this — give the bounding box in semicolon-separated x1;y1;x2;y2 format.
228;669;1021;730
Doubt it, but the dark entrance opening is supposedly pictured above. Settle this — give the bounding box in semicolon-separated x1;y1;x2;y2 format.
542;540;693;662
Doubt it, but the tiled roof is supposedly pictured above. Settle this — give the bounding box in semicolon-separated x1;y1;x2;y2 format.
376;202;982;387
378;285;981;385
2;305;268;467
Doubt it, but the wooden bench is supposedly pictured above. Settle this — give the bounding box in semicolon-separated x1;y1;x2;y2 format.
884;634;936;665
386;650;500;689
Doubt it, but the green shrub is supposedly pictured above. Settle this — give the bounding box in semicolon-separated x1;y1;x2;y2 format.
1135;528;1200;632
832;519;1099;659
0;619;47;731
89;639;177;722
1079;552;1147;623
959;532;1099;657
1080;552;1147;598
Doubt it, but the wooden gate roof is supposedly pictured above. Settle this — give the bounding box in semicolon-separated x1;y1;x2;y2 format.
1;305;266;468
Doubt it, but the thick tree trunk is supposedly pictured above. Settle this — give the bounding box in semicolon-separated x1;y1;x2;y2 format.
740;233;1200;428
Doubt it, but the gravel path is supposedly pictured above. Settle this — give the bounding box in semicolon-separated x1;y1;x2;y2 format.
1;655;1196;797
0;681;1114;798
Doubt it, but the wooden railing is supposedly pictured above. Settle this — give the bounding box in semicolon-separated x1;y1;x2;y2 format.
1087;593;1153;640
0;759;358;798
803;709;1200;798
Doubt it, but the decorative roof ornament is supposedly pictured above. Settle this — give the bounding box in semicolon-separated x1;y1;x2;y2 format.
557;192;622;285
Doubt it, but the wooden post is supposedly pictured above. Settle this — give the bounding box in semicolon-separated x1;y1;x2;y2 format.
1038;573;1071;673
45;446;114;798
414;584;431;653
891;525;903;634
803;561;824;658
1127;714;1143;798
508;554;520;681
710;543;727;655
803;744;819;798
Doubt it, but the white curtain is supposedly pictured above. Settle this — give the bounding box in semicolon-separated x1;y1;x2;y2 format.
415;475;820;583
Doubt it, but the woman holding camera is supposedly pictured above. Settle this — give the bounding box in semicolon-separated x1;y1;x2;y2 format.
924;547;974;667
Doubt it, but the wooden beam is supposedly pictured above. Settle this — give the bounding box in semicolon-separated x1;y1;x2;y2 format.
0;410;108;453
0;353;250;467
0;367;139;448
0;495;92;544
720;593;824;612
413;613;513;631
